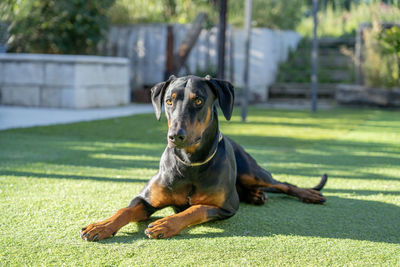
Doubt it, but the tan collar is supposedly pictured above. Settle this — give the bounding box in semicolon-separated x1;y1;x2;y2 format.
175;132;223;167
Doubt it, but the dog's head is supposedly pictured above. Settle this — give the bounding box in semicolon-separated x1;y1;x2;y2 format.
150;75;234;150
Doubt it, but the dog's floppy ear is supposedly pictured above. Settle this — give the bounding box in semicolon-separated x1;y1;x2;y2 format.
150;75;176;121
205;75;235;121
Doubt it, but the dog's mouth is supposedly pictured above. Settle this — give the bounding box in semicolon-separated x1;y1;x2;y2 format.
168;137;201;149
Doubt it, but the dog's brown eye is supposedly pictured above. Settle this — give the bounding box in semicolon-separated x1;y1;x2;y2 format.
166;99;172;106
195;98;203;106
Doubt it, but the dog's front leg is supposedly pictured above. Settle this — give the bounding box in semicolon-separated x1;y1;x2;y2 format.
144;204;225;239
80;198;151;241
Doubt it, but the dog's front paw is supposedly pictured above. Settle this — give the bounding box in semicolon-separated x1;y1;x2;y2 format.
144;216;182;239
80;221;116;241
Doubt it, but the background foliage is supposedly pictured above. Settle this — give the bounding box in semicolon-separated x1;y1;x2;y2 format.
228;0;305;30
107;0;216;26
380;25;400;57
107;0;306;30
1;0;399;87
3;0;399;54
363;22;399;88
297;2;400;37
6;0;114;54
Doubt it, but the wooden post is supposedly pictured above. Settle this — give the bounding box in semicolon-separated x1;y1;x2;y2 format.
241;0;252;122
217;0;227;79
311;0;318;113
171;12;207;75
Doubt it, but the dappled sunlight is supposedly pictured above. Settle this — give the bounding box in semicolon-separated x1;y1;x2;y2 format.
104;196;400;244
0;168;152;184
347;151;400;159
67;141;165;153
90;153;160;162
1;108;399;264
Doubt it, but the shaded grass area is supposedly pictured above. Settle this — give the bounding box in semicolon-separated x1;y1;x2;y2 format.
0;107;399;266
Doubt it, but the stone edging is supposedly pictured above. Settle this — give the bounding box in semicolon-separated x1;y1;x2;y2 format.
0;53;128;65
336;84;400;107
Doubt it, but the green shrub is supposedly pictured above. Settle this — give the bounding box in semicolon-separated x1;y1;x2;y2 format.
8;0;115;54
107;0;305;31
228;0;305;30
297;2;400;38
107;0;216;26
379;25;400;57
363;21;399;88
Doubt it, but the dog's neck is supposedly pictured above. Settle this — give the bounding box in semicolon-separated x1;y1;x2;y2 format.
174;107;220;166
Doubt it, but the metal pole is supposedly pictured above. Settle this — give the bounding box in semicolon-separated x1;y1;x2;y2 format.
355;24;362;85
217;0;227;80
164;25;174;80
241;0;252;122
311;0;318;113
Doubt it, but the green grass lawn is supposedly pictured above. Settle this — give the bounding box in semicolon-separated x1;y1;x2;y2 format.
1;107;399;266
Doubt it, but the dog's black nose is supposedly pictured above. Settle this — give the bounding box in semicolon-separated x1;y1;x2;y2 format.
168;129;187;145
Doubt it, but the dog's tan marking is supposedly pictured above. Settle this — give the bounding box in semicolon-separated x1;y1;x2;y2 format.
149;182;188;208
80;204;149;241
185;108;211;154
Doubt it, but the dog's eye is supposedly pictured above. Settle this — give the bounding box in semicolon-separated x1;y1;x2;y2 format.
166;99;172;106
194;98;203;106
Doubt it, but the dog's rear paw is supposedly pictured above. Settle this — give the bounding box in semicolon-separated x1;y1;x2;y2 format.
241;189;267;205
80;221;116;241
298;189;326;204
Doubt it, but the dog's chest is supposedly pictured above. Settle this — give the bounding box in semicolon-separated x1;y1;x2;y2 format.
166;180;226;207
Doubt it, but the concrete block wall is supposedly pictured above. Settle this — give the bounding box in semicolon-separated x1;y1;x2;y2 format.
0;54;130;108
233;29;301;101
99;24;231;89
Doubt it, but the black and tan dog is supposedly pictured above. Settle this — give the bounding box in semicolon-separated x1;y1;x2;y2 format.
80;75;327;241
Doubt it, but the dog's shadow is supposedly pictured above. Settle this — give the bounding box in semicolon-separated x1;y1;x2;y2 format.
101;195;400;245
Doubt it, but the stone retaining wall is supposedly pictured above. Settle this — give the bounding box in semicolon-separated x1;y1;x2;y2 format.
0;54;129;108
336;84;400;107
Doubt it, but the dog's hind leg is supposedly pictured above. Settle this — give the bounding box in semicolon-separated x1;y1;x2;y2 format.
236;182;268;205
229;137;327;204
238;170;327;204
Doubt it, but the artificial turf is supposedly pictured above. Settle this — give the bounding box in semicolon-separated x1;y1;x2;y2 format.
0;107;399;266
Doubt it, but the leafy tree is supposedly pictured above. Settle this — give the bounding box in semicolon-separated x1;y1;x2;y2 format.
108;0;306;31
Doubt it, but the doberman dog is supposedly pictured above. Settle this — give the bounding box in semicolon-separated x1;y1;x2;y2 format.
80;75;327;241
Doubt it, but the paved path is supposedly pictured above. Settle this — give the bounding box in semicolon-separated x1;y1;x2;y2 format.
256;99;336;110
0;100;336;131
0;104;154;130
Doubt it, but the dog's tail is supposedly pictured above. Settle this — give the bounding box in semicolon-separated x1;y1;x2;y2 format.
312;174;328;191
263;174;328;193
